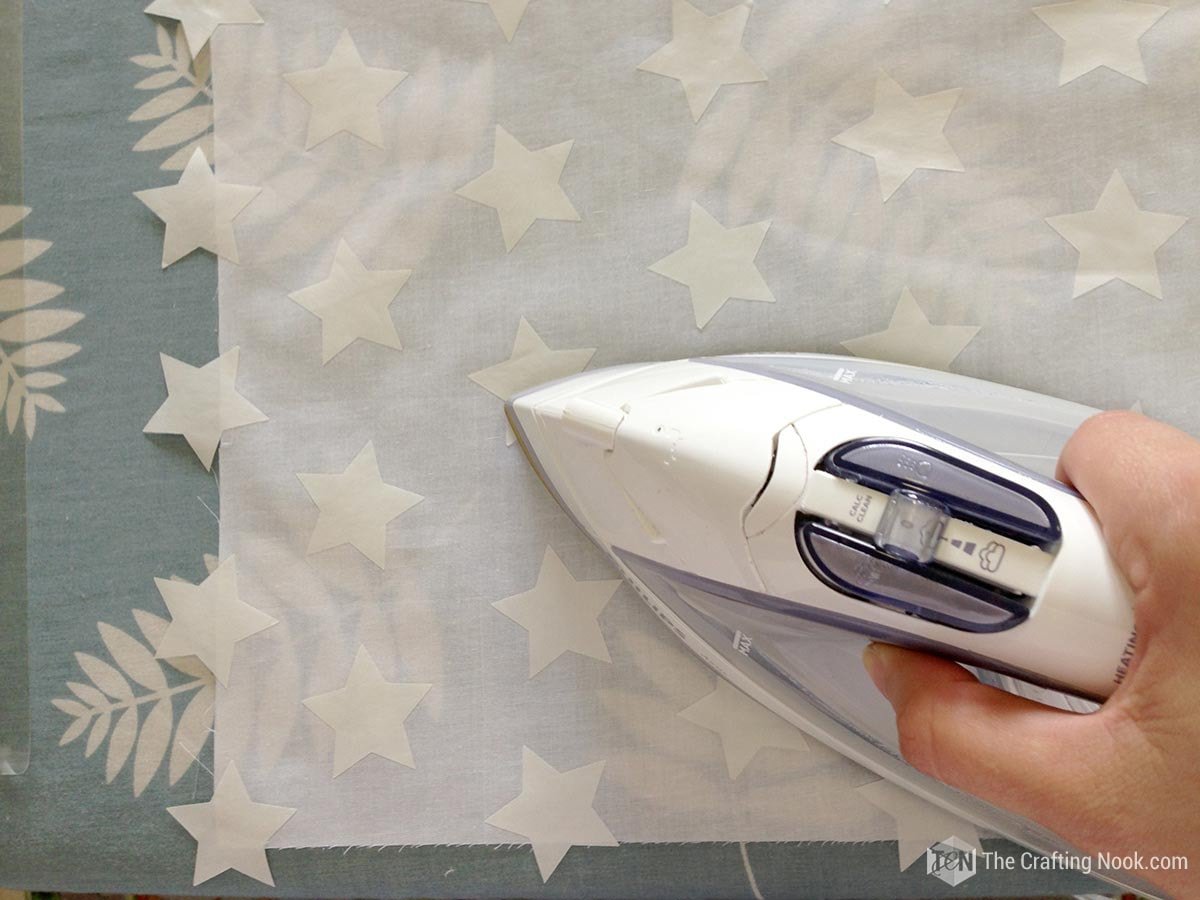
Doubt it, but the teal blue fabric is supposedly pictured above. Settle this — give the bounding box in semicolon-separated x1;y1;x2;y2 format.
0;2;1106;895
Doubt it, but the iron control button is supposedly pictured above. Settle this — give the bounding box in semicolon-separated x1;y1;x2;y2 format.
797;522;1028;633
823;440;1059;545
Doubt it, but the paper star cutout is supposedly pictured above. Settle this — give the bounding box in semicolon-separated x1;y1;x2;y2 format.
456;126;580;251
842;288;979;370
135;148;261;267
1046;170;1186;299
649;202;774;329
468;318;595;445
283;30;407;150
857;780;981;870
493;546;621;678
486;747;618;881
1034;0;1167;85
289;239;411;363
303;645;431;777
144;0;262;56
463;0;532;41
833;73;963;201
297;441;423;568
167;763;295;886
637;0;766;122
678;679;809;778
153;557;276;686
143;347;267;469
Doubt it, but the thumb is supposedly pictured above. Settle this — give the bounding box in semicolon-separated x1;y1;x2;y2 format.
863;642;1107;829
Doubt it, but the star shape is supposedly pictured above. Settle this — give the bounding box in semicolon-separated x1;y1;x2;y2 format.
468;318;595;445
1034;0;1168;85
143;346;267;469
463;0;533;41
289;239;411;363
842;288;979;370
649;202;774;329
678;678;809;778
637;0;766;122
857;779;981;870
456;125;580;251
167;763;295;886
297;441;423;568
486;747;618;882
493;546;621;678
833;73;963;201
135;148;261;267
303;645;431;777
283;30;408;150
144;0;262;56
153;557;276;686
1046;170;1186;299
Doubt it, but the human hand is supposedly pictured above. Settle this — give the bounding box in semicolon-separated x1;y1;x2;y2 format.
861;411;1200;898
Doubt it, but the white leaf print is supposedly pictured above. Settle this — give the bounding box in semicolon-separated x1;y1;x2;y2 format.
0;207;30;234
0;309;84;344
130;86;203;123
135;70;182;91
57;614;213;794
131;608;168;649
7;342;80;368
133;697;173;796
51;698;89;718
6;384;22;434
59;715;90;746
132;608;213;679
161;134;214;172
0;279;64;311
131;54;171;70
75;652;134;701
105;707;138;782
133;105;213;153
24;372;66;389
155;22;172;58
192;45;212;86
0;211;77;446
0;239;51;278
170;684;214;784
130;25;213;168
86;712;112;758
31;393;64;413
98;622;168;692
67;681;106;707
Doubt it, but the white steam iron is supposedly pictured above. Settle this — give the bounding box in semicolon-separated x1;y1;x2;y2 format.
507;353;1150;894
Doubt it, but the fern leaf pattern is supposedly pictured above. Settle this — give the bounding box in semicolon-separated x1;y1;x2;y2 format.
52;612;216;796
0;207;80;442
130;23;214;171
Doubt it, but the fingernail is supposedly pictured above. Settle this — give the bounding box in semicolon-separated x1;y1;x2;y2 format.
862;643;891;696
